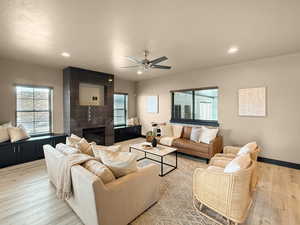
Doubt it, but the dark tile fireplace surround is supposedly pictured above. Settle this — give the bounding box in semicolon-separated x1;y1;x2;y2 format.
63;67;114;146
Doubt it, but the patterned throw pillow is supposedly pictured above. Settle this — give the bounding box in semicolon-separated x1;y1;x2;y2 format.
82;160;116;184
76;138;94;156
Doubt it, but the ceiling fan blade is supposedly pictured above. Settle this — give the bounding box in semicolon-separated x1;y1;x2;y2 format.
150;56;168;65
151;65;171;69
120;65;140;68
125;56;142;64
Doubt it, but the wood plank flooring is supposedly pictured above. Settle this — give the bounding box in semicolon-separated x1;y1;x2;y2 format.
0;138;299;225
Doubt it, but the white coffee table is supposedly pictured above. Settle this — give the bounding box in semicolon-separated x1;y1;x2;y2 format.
129;142;178;176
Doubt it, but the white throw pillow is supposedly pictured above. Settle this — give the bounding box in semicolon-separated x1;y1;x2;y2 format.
0;127;10;143
224;153;251;173
237;142;257;156
8;125;30;143
92;144;122;162
172;125;183;138
99;151;138;178
190;127;202;142
160;124;173;137
82;160;116;184
199;126;219;144
1;122;13;128
76;138;94;156
56;143;80;155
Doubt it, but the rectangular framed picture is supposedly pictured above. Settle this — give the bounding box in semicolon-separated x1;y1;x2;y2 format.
238;87;266;117
147;96;159;113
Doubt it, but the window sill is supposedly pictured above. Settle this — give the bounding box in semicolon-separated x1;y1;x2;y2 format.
170;118;219;127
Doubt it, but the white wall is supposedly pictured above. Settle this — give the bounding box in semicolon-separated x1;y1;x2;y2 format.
137;53;300;163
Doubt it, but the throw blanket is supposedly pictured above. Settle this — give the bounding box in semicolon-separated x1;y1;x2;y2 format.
56;153;94;200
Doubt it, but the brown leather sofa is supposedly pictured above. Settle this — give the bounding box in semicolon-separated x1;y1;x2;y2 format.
160;126;223;163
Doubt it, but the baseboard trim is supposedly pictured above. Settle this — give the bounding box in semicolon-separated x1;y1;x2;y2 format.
258;157;300;170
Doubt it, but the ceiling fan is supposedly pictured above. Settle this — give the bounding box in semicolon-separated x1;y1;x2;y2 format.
121;50;171;72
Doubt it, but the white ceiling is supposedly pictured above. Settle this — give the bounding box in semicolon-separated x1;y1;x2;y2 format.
0;0;300;81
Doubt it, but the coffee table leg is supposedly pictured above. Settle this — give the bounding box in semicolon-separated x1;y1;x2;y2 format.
129;147;131;152
160;156;163;176
175;151;178;169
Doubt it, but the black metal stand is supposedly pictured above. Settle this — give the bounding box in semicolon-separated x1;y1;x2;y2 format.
129;147;178;177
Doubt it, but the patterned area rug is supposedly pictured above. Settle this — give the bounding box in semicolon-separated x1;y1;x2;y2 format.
119;139;227;225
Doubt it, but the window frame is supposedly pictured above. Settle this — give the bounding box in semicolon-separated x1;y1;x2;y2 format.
15;85;53;136
170;86;219;127
113;92;128;127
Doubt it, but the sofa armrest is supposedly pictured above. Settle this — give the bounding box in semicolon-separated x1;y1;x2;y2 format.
223;146;241;155
94;164;160;225
208;135;223;158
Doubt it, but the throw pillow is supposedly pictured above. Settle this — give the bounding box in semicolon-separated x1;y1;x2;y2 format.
92;144;122;162
99;151;138;178
0;126;10;143
237;142;257;156
172;125;183;138
199;126;219;144
1;122;13;128
76;138;94;156
190;127;202;142
66;134;82;147
8;125;30;143
224;153;251;173
82;160;116;184
56;143;80;155
160;124;173;137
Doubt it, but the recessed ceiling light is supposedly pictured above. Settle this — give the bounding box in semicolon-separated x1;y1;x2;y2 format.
227;46;239;54
137;70;143;75
61;52;71;57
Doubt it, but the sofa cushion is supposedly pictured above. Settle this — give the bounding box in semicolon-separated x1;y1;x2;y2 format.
82;160;116;184
0;126;10;143
76;138;94;156
98;151;138;178
172;138;209;153
190;127;202;142
92;144;121;162
56;143;80;155
224;153;251;173
8;125;30;143
172;125;183;138
199;126;219;144
160;124;173;137
237;142;257;156
159;136;176;146
181;126;192;139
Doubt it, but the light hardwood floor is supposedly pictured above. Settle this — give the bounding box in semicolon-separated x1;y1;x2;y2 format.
0;138;299;225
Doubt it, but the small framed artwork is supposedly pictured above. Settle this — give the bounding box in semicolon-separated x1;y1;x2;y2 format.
238;87;266;117
147;96;159;113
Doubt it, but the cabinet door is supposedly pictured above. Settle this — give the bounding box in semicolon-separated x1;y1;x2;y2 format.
0;144;17;168
18;142;38;163
35;139;53;159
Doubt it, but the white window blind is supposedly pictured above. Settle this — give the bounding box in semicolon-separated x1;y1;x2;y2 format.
16;86;52;135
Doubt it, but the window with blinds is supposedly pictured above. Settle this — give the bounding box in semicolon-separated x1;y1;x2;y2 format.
16;86;53;135
114;93;128;127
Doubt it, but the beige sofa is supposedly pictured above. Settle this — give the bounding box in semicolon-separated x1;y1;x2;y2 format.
43;145;160;225
193;156;257;225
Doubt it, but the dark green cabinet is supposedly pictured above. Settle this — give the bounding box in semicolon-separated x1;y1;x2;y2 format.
0;134;67;168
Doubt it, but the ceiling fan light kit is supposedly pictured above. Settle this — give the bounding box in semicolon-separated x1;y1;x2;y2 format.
122;50;171;74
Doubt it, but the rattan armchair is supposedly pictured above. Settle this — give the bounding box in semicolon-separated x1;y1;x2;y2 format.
193;160;257;225
214;145;261;161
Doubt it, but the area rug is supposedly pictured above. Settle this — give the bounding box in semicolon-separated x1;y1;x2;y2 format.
119;139;227;225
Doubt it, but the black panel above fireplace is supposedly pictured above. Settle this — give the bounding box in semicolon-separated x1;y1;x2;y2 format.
63;67;114;145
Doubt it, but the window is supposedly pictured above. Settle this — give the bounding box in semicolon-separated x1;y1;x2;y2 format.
16;86;53;135
171;87;218;126
114;93;128;126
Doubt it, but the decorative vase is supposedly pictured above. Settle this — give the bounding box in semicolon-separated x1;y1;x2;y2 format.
151;137;157;147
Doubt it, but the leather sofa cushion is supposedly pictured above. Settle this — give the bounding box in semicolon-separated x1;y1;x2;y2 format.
172;138;209;153
181;126;192;139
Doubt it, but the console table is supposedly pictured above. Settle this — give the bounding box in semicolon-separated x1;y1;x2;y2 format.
114;125;142;142
0;134;67;168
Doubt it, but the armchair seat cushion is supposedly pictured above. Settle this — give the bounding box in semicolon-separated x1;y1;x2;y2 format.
172;138;209;153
